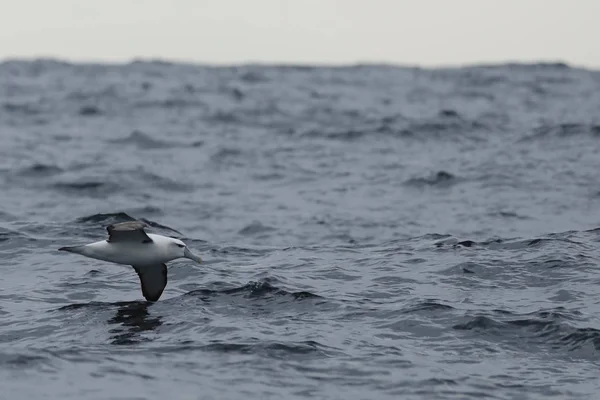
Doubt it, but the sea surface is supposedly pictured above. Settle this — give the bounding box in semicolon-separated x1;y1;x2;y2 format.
1;59;600;399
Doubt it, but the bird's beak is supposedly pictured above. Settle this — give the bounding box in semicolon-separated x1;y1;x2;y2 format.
184;247;202;263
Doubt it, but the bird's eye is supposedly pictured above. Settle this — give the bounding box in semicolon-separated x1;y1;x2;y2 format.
176;244;184;248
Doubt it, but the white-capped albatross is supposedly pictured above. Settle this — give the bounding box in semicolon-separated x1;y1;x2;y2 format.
58;220;202;302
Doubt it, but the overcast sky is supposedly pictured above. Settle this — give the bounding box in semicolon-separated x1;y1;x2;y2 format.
0;0;597;68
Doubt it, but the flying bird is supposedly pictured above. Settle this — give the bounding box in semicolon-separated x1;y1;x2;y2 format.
59;221;202;302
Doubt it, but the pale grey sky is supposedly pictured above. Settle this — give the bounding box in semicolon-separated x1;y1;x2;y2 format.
0;0;597;68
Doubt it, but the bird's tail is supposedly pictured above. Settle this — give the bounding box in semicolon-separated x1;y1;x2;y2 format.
58;245;86;254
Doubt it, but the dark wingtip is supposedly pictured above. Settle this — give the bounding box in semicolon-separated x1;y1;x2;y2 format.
140;290;162;302
144;297;159;303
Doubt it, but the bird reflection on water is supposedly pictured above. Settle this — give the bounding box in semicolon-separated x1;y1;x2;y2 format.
107;301;162;345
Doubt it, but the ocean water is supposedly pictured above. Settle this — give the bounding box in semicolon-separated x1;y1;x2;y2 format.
1;59;600;399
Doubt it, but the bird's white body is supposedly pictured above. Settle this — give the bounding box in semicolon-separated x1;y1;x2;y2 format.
74;234;186;266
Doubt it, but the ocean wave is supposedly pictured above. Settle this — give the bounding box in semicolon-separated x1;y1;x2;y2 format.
453;307;600;353
186;279;321;300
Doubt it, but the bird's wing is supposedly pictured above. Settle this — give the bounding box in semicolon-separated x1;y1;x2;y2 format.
132;264;168;302
106;221;152;243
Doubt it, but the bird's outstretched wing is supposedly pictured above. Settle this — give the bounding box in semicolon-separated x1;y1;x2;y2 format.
132;264;168;302
106;221;152;243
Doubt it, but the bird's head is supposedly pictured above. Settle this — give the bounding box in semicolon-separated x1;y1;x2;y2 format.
167;238;202;263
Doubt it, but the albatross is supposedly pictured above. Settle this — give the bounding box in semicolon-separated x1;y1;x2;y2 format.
58;221;202;302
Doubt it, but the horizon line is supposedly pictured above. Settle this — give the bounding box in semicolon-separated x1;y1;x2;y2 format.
0;55;597;72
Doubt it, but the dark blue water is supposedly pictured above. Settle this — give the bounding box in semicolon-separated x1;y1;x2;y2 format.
1;59;600;399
